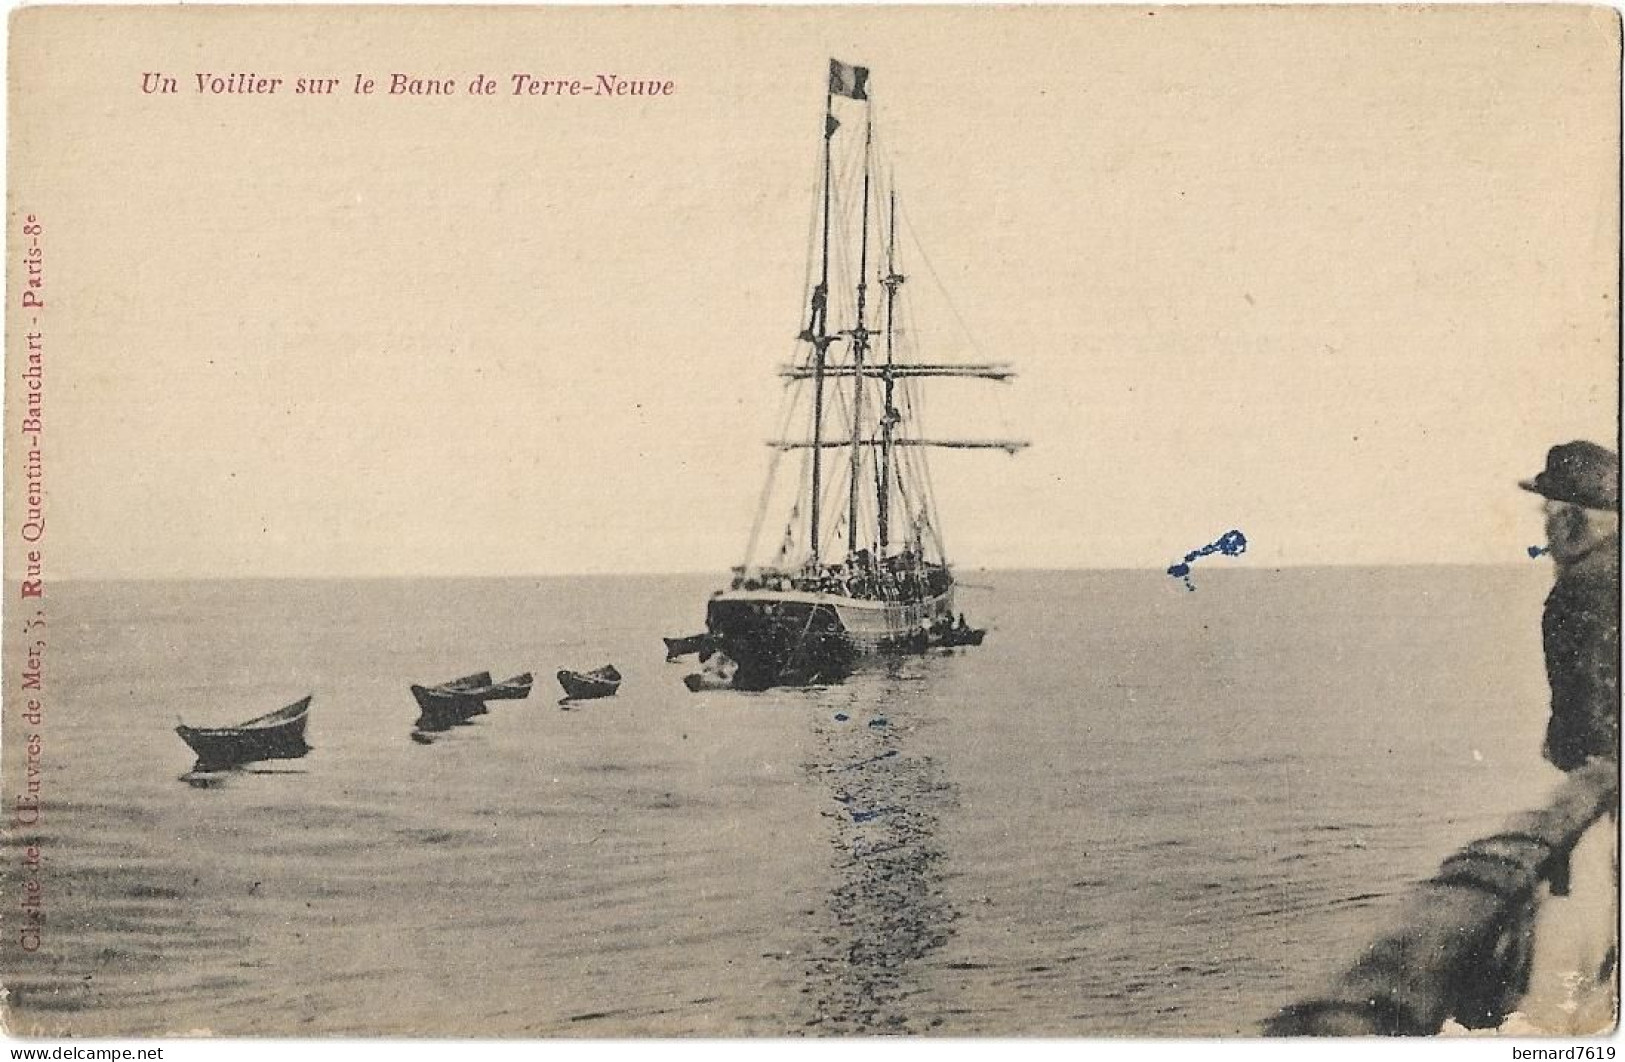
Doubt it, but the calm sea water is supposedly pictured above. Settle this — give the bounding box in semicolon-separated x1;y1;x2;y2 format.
3;566;1565;1036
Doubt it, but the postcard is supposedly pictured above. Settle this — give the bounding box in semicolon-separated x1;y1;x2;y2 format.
2;3;1618;1040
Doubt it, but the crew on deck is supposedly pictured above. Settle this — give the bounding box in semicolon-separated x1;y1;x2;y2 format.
730;550;953;602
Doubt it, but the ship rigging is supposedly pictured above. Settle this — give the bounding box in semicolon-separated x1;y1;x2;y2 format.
696;59;1027;689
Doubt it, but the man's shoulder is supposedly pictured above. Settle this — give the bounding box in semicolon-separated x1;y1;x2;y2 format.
1560;540;1620;590
1547;550;1618;625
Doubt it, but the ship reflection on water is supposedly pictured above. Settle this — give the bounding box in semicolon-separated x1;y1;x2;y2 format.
803;661;958;1032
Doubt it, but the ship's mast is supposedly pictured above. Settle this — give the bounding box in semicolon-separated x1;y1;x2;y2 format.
804;88;837;570
766;61;1026;580
879;187;902;557
847;116;874;558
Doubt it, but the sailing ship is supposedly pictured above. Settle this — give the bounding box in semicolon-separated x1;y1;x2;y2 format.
699;60;1026;690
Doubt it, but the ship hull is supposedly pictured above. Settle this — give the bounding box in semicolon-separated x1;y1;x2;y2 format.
703;586;955;688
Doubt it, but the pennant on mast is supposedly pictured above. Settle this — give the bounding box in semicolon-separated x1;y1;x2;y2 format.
828;59;869;101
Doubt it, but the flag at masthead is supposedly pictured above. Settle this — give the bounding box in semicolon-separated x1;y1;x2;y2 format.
829;59;870;101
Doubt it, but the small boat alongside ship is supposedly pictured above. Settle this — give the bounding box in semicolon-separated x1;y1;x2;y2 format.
663;633;710;661
693;60;1024;690
939;627;985;648
683;652;738;692
176;695;312;771
936;620;985;648
557;665;621;702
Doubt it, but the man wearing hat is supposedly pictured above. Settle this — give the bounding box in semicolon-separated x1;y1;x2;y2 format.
1520;440;1620;771
1517;440;1619;1034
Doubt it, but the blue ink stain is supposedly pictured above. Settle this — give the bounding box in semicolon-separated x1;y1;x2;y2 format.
1168;529;1248;591
868;717;889;729
1528;545;1550;559
834;712;849;722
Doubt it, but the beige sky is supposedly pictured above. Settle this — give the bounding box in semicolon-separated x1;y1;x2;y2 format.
6;5;1619;578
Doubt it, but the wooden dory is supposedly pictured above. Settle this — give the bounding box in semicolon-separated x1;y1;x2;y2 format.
176;696;312;770
662;634;709;660
937;627;986;648
410;671;493;732
481;673;534;700
557;665;621;701
411;672;531;731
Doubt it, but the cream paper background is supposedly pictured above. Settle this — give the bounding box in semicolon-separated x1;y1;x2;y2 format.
2;2;1619;1045
3;4;1619;581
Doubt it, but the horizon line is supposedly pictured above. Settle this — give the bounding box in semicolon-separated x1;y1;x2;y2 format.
10;558;1555;583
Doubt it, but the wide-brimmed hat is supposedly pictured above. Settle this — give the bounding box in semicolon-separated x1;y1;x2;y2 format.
1519;440;1620;511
